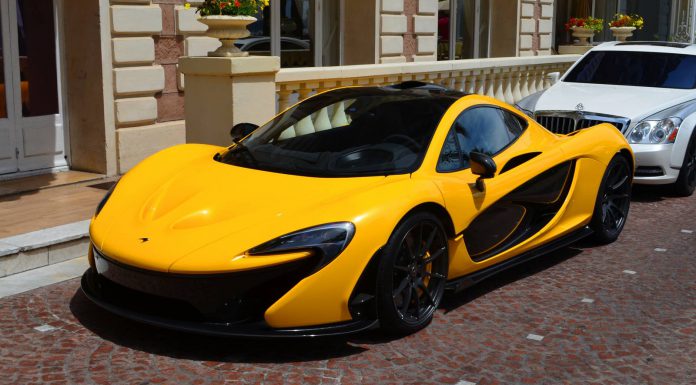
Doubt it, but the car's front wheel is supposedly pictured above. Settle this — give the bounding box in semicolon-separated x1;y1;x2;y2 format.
674;133;696;197
376;212;449;335
590;154;632;244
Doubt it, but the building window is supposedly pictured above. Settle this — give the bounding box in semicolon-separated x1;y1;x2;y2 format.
555;0;696;48
438;0;518;61
244;0;342;68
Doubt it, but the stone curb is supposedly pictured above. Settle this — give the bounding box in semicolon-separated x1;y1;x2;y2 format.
0;221;90;278
0;220;90;257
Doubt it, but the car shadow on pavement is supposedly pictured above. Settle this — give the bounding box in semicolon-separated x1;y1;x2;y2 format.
69;290;367;363
70;245;583;360
439;246;583;314
347;246;585;346
631;184;681;202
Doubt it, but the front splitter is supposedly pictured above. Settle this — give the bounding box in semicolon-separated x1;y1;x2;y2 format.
80;269;378;339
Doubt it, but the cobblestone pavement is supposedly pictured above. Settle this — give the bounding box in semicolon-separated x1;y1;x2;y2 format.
1;186;694;385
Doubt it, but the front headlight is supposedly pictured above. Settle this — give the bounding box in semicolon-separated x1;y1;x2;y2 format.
628;117;681;144
248;222;355;269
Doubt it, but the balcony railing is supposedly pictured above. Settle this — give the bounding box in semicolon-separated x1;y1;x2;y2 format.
275;55;581;112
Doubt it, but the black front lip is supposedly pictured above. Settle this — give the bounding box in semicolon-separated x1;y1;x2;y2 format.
80;268;378;339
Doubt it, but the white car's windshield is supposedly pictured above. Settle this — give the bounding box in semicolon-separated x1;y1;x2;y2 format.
564;51;696;90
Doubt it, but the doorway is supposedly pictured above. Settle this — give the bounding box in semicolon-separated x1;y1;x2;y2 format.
438;0;519;60
0;0;66;176
243;0;344;67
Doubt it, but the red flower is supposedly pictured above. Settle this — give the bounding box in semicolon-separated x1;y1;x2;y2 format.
234;0;241;6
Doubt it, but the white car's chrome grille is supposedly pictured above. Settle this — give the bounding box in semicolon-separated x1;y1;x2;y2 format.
534;111;630;135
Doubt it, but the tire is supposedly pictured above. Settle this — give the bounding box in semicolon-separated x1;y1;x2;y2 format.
376;211;449;335
590;155;632;244
673;134;696;197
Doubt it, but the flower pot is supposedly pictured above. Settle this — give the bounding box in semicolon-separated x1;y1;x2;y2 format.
571;26;596;45
198;15;257;57
610;26;637;42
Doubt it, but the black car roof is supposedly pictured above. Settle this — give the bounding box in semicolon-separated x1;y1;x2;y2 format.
317;81;469;102
380;81;470;99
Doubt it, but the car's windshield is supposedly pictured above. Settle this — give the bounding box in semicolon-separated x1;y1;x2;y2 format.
217;88;458;177
564;51;696;89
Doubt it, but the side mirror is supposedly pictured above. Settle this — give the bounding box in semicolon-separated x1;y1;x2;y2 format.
230;123;258;142
470;151;497;192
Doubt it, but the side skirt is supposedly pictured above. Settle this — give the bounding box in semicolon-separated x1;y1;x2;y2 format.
445;226;593;293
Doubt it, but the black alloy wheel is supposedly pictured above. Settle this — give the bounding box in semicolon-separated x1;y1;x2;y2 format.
591;155;632;244
377;212;449;335
674;134;696;197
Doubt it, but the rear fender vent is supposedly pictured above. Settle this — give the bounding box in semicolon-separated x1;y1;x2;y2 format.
500;152;542;174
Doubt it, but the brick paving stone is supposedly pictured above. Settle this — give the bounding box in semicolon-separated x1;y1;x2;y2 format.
0;186;694;384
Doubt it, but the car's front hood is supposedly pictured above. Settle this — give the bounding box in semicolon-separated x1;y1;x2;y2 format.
92;144;405;273
535;82;696;120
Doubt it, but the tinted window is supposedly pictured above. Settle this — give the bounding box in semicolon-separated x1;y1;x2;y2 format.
564;51;696;89
437;128;463;172
437;107;525;172
218;88;457;177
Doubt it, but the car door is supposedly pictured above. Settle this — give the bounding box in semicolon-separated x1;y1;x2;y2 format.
434;105;573;270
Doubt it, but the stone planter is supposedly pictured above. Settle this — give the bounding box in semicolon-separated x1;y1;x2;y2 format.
571;26;596;45
610;26;637;42
199;15;257;57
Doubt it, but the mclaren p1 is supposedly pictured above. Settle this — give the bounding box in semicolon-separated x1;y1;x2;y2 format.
82;82;634;337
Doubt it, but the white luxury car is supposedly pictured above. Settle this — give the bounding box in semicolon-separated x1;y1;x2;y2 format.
517;41;696;196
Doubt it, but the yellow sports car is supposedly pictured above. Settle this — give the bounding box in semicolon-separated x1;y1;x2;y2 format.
82;82;634;337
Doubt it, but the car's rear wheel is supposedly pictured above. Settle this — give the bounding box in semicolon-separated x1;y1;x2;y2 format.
674;134;696;197
376;212;449;335
590;155;632;244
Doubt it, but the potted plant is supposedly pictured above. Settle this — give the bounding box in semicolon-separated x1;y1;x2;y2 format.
565;17;604;45
609;14;644;41
191;0;269;57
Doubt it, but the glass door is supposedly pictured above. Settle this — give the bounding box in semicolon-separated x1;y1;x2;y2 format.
0;2;17;174
439;0;505;60
0;0;65;176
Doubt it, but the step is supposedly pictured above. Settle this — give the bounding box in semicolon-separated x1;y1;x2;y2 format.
0;220;90;278
0;256;88;299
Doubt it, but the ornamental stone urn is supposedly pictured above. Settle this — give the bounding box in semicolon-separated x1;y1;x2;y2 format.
571;26;596;45
198;15;257;57
610;26;637;42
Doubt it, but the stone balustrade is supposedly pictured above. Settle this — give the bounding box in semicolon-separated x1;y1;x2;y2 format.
275;55;581;112
181;55;582;147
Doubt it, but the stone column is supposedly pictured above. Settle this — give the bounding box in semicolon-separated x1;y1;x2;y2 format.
380;0;408;63
519;0;555;56
179;56;280;146
412;0;438;62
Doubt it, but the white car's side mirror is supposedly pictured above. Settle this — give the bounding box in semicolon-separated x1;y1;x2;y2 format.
547;72;561;85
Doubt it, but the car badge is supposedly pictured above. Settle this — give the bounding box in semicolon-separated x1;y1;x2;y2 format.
575;103;584;112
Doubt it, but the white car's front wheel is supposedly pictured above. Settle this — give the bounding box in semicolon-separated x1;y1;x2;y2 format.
674;134;696;197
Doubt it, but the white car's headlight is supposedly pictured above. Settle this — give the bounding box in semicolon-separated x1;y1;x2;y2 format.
628;117;681;144
629;100;696;145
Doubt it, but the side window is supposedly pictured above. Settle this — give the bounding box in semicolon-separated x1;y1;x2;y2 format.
437;106;527;173
454;107;525;160
437;128;463;172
